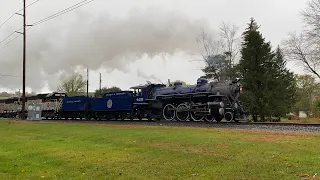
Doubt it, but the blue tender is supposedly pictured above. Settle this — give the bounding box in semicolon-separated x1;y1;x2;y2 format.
61;96;89;112
91;91;133;112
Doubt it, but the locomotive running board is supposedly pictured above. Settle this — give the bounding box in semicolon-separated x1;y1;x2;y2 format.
208;95;225;98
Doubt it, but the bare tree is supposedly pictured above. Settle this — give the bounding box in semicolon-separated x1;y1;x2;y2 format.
219;21;241;65
196;28;223;60
57;72;87;96
301;0;320;43
196;21;240;82
282;32;320;78
282;0;320;79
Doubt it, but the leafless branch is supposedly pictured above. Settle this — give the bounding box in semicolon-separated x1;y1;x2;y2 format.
219;21;241;65
196;28;222;61
282;32;320;79
301;0;320;43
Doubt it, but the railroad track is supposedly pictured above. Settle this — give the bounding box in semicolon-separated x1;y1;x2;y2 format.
7;118;320;133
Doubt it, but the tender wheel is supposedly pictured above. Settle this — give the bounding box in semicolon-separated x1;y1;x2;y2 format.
176;103;189;121
137;112;143;121
162;104;176;121
147;113;153;121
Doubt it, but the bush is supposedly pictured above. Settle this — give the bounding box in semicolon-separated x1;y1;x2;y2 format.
311;96;320;118
287;114;300;120
265;117;281;122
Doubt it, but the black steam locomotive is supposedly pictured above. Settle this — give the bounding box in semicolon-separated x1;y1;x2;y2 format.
131;77;248;122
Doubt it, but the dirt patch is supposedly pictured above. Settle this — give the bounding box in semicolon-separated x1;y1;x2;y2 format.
147;141;231;158
237;130;319;142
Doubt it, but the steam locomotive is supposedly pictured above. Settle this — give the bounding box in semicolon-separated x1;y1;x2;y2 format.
0;77;248;122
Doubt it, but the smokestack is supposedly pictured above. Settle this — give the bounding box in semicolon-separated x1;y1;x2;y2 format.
168;79;171;87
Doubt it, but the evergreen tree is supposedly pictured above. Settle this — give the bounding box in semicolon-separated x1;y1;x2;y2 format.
273;47;297;116
238;18;275;121
265;46;297;117
239;18;298;121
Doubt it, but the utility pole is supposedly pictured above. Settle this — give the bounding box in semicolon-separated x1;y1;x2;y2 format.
21;0;26;120
99;73;101;91
15;1;32;119
87;68;89;98
86;68;89;120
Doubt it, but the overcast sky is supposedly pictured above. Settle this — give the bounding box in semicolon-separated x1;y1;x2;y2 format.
0;0;309;93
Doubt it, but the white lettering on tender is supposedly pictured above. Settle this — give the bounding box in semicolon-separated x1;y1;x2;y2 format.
66;100;82;103
104;92;127;96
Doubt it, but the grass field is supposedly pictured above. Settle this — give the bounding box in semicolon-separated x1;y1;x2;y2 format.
0;120;319;180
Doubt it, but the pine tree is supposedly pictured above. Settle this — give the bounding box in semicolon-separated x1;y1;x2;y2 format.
239;18;298;121
269;46;297;117
238;18;275;121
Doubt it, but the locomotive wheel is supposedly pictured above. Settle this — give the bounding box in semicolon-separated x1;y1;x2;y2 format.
189;102;205;121
205;115;214;122
162;104;176;121
176;103;189;121
190;107;205;121
224;112;233;122
190;113;204;121
214;116;223;123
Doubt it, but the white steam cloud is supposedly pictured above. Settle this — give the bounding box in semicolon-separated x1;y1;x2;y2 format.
0;7;213;91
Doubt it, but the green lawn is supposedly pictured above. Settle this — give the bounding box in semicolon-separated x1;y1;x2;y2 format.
0;120;319;180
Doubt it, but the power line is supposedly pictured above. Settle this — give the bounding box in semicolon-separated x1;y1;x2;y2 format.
0;27;23;45
31;0;94;26
0;14;17;29
0;31;18;45
0;0;23;28
0;74;21;78
0;0;41;29
0;27;31;53
0;0;42;45
16;0;41;12
0;0;94;55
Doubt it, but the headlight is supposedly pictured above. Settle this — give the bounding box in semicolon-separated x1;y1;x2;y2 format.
220;102;224;107
219;108;225;115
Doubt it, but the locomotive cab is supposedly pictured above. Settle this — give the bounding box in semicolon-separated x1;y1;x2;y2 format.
130;85;149;104
130;83;166;104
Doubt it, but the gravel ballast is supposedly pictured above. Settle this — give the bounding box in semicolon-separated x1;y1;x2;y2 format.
21;119;320;134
